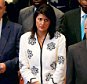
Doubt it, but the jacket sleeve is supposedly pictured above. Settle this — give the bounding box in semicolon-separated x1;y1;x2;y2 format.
66;46;75;84
5;24;22;72
19;34;39;84
48;34;66;84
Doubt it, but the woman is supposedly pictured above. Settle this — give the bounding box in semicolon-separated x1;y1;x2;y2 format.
19;4;66;84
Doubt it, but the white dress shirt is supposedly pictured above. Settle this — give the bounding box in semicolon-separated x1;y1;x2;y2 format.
81;8;87;40
81;8;86;23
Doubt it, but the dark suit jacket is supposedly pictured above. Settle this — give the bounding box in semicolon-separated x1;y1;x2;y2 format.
18;5;64;33
0;16;22;84
60;8;81;48
66;40;87;84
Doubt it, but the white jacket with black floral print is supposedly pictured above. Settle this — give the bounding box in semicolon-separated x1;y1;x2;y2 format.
19;31;66;84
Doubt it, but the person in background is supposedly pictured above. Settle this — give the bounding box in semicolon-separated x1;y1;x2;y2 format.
18;0;64;33
19;4;66;84
59;0;87;49
66;18;87;84
67;0;79;10
49;0;69;12
0;0;22;84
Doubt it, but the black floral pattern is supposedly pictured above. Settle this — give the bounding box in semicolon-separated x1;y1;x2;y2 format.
26;81;30;84
31;66;39;75
28;37;36;45
47;42;55;51
54;31;61;39
19;61;24;69
27;49;33;59
50;61;56;70
58;56;65;64
46;73;53;81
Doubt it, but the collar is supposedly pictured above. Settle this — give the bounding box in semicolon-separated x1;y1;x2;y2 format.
34;7;37;11
81;7;86;18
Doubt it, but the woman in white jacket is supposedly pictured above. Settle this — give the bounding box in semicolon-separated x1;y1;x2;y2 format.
19;4;66;84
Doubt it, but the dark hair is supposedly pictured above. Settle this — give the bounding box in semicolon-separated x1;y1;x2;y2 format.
31;4;56;39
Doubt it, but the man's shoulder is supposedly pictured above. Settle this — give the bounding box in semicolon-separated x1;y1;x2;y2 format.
50;4;64;15
20;5;34;13
68;40;84;51
21;32;31;39
9;20;22;26
65;8;80;15
7;20;22;30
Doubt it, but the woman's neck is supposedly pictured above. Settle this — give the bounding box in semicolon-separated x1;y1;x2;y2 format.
37;31;47;39
37;31;47;47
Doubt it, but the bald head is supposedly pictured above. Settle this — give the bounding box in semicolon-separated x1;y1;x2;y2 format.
0;0;6;20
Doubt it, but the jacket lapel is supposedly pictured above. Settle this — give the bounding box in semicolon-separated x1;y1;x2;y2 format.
75;8;81;41
0;17;11;55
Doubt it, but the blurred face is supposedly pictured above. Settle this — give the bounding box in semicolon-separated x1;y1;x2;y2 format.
84;18;87;34
78;0;87;13
32;0;46;7
0;0;5;20
36;14;50;33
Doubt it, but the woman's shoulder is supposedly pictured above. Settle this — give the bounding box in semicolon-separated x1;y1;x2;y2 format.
54;31;66;39
21;32;31;38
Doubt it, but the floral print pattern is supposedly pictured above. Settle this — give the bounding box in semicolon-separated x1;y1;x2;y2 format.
19;32;66;84
31;66;39;75
27;49;33;59
50;61;56;70
47;42;55;51
54;31;61;39
58;56;65;64
28;37;36;45
46;73;53;81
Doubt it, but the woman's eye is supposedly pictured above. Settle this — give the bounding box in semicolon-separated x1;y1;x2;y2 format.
44;19;48;22
38;18;49;22
38;18;42;21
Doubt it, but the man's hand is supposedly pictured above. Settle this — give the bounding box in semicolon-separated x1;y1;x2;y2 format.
0;63;6;74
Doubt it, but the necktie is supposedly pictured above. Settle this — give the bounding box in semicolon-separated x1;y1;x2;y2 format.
81;15;87;40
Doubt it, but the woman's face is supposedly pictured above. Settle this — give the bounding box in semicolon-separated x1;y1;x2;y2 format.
36;14;50;33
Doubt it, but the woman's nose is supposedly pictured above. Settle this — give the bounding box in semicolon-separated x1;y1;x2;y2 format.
41;20;45;25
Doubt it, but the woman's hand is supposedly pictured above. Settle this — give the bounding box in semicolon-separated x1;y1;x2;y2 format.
31;81;40;84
